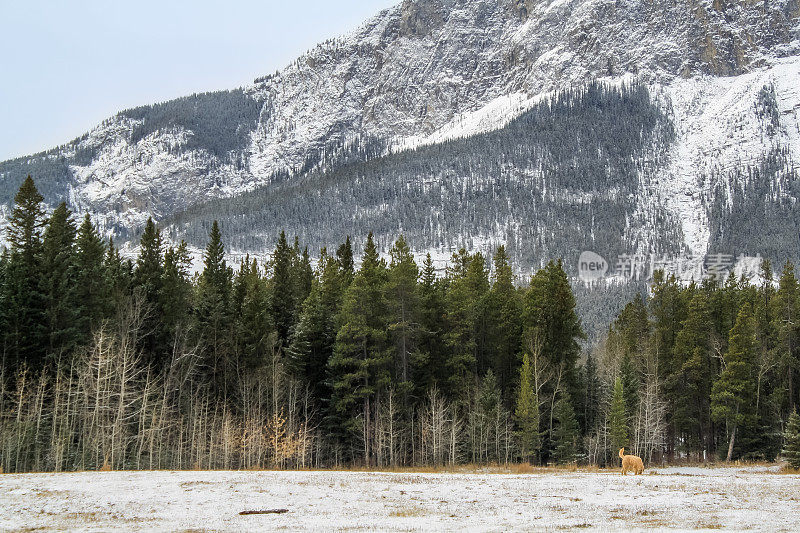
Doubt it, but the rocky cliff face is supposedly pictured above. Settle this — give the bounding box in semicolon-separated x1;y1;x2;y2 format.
0;0;798;260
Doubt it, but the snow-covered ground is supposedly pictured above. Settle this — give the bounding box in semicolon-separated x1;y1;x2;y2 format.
1;466;798;531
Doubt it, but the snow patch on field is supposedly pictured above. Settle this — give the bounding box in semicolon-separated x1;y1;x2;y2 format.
1;466;798;531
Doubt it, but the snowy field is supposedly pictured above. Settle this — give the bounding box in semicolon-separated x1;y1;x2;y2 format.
1;466;799;531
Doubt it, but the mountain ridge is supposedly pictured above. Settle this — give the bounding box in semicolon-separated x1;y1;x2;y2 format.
0;0;798;270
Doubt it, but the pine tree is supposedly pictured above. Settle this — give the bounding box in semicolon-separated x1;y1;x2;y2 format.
552;390;580;464
160;241;193;341
133;217;165;365
40;203;78;359
235;258;271;370
104;237;132;301
293;245;313;314
270;231;295;348
609;377;629;452
196;221;233;394
444;249;488;401
670;290;713;456
711;304;758;461
328;233;390;464
524;259;584;461
336;236;355;287
649;270;688;458
386;235;419;400
583;353;600;432
515;351;541;463
73;215;109;348
783;410;800;469
4;176;47;369
486;246;522;403
774;262;800;414
415;253;447;395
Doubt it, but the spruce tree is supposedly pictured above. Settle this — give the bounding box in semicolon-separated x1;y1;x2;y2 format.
133;217;165;365
711;304;758;461
524;260;584;460
289;249;343;408
40;203;78;358
386;235;419;399
270;231;295;348
235;258;271;370
609;377;629;452
649;270;688;458
670;290;713;456
486;246;522;402
611;293;650;359
336;236;355;287
552;390;580;464
515;351;541;463
160;241;192;341
774;262;800;414
478;369;504;463
104;237;132;301
583;353;600;432
196;221;233;393
0;250;7;358
444;249;488;401
4;176;47;369
134;218;163;296
328;233;390;463
609;295;648;417
783;410;800;469
73;215;109;348
524;260;584;381
415;253;447;395
749;259;782;460
293;245;313;313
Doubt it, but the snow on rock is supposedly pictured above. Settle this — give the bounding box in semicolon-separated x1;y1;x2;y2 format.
654;55;800;258
0;0;799;259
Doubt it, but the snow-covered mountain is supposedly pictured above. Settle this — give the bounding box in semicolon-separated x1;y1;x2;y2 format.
1;0;799;270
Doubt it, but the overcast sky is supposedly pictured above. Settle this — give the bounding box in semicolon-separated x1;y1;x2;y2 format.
0;0;397;161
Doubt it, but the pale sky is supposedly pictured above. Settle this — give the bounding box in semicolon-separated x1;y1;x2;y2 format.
0;0;397;161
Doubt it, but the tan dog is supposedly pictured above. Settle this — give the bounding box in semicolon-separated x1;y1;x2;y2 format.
619;448;644;475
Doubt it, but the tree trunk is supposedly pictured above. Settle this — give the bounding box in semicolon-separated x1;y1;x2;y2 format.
726;423;737;462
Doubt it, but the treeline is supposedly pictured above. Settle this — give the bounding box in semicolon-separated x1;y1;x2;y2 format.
2;177;799;473
1;176;587;472
597;265;800;463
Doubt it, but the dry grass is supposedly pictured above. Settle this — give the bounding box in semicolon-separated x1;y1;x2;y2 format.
388;506;428;518
297;462;619;475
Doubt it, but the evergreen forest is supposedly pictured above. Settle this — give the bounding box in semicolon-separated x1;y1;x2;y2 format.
1;177;799;473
